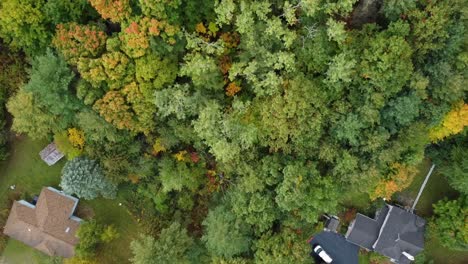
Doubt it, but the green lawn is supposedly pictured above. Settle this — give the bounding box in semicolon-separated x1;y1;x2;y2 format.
0;136;140;264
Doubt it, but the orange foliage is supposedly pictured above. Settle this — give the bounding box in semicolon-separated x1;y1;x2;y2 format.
120;17;179;58
226;82;241;97
429;102;468;142
93;91;135;130
88;0;131;23
52;23;107;65
371;163;418;200
220;32;240;49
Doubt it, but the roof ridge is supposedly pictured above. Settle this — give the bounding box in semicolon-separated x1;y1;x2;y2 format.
372;204;392;249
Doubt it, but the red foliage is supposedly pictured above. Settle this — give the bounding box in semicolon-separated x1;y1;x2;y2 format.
53;23;107;65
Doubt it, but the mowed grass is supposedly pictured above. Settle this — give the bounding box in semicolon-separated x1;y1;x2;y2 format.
343;159;468;264
0;136;62;264
80;189;139;264
395;159;468;263
0;136;140;264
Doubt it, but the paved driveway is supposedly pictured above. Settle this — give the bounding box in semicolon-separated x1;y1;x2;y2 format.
309;231;359;264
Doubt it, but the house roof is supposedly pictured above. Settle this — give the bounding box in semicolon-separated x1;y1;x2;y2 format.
3;187;82;258
345;214;380;250
39;143;64;166
373;205;425;262
345;204;425;263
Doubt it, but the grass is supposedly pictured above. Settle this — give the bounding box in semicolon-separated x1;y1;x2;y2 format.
1;239;57;264
342;159;468;264
0;136;140;264
0;136;62;264
80;190;139;264
394;159;459;217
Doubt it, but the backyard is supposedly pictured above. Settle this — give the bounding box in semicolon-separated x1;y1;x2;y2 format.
0;136;139;264
353;159;468;263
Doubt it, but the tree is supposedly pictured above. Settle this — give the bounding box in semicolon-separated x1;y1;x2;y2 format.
130;222;194;264
88;0;131;23
7;90;58;139
54;131;82;160
437;140;468;196
43;0;96;25
60;157;117;200
75;220;119;258
0;0;51;55
429;197;468;251
254;228;312;264
202;205;251;258
158;155;205;193
275;162;339;226
53;23;107;65
22;50;80;128
429;103;468;142
93;91;135;131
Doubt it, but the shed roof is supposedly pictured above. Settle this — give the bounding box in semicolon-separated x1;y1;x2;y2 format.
39;143;64;166
3;187;81;258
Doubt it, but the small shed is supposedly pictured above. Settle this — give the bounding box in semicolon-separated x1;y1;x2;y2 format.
39;142;64;166
324;215;340;233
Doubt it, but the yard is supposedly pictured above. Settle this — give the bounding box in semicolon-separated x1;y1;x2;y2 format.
341;159;468;264
0;136;140;264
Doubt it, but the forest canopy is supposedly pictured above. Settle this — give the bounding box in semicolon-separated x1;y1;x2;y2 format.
0;0;467;263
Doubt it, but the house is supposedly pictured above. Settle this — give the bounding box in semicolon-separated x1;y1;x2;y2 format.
3;187;82;258
345;204;425;264
39;143;64;166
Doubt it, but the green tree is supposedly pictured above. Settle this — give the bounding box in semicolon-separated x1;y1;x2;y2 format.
429;197;468;251
202;205;251;258
7;90;58;139
130;222;194;264
0;0;51;55
23;50;80;128
254;228;312;264
75;220;118;258
60;157;117;200
439;143;468;196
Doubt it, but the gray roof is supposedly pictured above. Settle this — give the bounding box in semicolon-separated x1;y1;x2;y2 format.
373;205;425;262
345;214;380;250
39;143;64;166
325;216;340;232
345;204;425;263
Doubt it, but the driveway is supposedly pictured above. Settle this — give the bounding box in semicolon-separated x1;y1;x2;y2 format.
309;231;359;264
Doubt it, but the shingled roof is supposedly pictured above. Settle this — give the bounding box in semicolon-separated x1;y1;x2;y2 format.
39;143;64;166
3;187;82;258
345;204;425;263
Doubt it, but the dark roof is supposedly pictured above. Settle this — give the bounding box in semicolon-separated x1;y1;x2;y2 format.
345;214;380;250
373;206;425;261
325;216;340;232
3;187;82;258
345;204;426;263
310;231;359;264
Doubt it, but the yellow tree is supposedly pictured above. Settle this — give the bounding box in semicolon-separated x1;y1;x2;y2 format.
371;163;418;200
429;102;468;142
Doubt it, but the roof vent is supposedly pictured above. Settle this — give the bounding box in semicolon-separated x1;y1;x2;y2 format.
402;252;415;261
27;228;31;232
65;227;70;233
